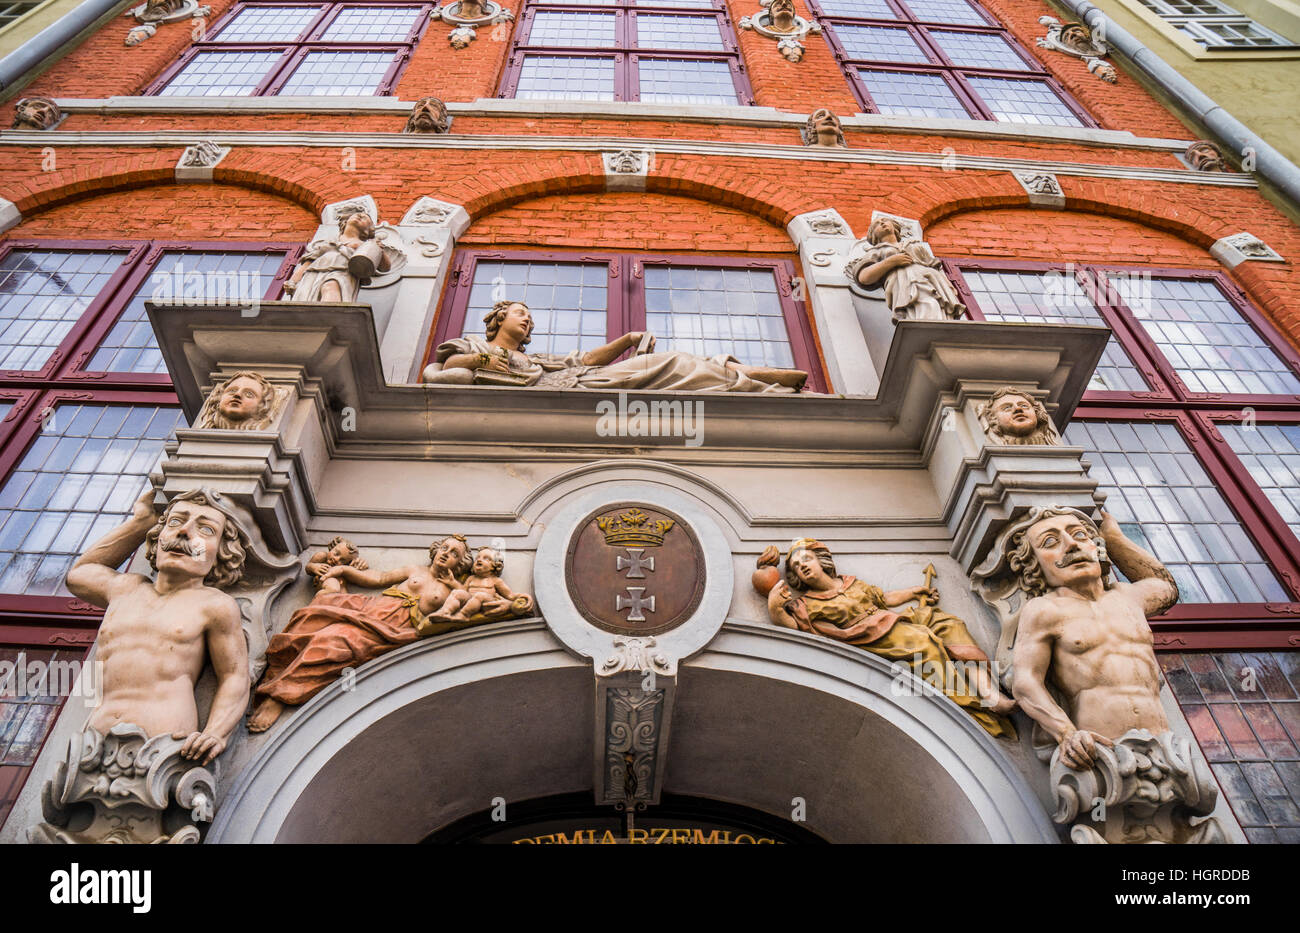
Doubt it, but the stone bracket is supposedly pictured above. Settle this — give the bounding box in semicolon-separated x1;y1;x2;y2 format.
0;199;19;235
1211;231;1285;267
595;674;674;807
602;149;652;191
1012;170;1065;208
175;140;230;182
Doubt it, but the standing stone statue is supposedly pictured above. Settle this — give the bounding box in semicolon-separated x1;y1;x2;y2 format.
988;506;1222;843
32;489;264;843
755;539;1015;737
284;210;395;302
847;217;966;322
423;300;808;392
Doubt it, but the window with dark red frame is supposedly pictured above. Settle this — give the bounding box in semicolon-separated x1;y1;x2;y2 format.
429;250;826;391
500;0;753;104
807;0;1095;127
146;2;433;97
948;259;1300;647
0;239;295;826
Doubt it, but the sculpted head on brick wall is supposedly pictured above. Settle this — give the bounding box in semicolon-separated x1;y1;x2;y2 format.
406;97;451;134
1186;140;1229;172
767;0;798;33
12;96;61;131
803;109;846;148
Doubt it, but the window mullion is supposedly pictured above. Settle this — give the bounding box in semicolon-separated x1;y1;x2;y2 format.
1079;266;1181;399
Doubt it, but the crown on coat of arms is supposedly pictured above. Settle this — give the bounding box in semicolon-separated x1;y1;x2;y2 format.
596;509;674;547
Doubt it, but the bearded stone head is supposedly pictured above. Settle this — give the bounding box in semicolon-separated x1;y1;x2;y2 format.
1186;140;1227;172
406;97;450;134
12;97;61;131
768;0;798;32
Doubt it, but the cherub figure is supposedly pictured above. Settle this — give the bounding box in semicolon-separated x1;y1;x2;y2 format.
305;536;369;594
440;545;520;620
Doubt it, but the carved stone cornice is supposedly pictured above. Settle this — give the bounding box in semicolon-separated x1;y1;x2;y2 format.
145;303;1110;465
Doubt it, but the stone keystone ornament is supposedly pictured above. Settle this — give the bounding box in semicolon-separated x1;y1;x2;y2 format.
566;506;705;636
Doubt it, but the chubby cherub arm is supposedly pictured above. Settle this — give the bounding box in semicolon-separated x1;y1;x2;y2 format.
1012;599;1112;770
66;488;158;607
178;595;249;765
304;552;331;579
491;577;515;598
1098;510;1178;616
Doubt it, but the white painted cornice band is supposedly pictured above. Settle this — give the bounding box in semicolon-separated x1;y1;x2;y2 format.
46;95;1196;152
0;129;1256;188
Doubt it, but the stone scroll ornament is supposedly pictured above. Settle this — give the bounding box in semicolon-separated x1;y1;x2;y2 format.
423;299;809;392
739;0;822;62
1036;16;1115;83
31;488;296;844
196;371;291;431
978;386;1062;447
283;208;407;303
247;536;535;734
970;506;1224;844
429;0;514;49
844;216;967;322
124;0;210;47
753;539;1016;738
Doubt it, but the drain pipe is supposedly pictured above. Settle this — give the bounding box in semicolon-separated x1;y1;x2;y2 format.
1053;0;1300;211
0;0;130;95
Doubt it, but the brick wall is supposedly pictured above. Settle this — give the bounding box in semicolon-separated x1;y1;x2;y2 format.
460;190;793;252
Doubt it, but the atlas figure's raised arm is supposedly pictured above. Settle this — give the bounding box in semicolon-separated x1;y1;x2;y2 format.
1097;510;1178;615
66;488;158;607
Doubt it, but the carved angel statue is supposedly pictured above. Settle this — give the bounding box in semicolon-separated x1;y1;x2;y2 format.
423;300;808;392
846;216;966;322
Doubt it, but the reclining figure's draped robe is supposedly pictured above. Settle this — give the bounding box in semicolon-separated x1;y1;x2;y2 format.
255;589;476;706
785;576;1015;738
432;335;797;393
